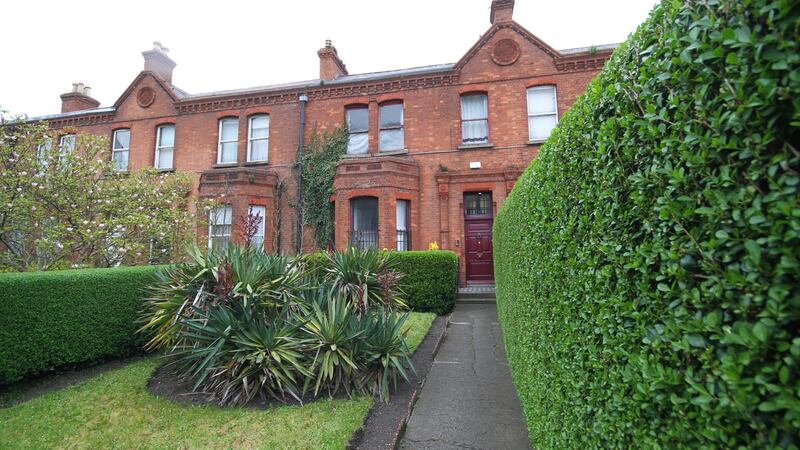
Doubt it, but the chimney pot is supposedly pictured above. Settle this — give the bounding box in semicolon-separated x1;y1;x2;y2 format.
142;41;177;85
61;81;100;113
317;40;348;81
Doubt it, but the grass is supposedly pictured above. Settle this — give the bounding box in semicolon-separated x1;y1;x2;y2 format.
0;312;436;450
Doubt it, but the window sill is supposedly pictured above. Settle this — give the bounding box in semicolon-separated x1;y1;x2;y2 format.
342;152;372;158
377;149;409;156
527;139;548;145
155;168;175;173
244;160;269;166
458;142;494;150
213;163;238;169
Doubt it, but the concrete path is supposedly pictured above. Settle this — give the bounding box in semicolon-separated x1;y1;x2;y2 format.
399;303;531;450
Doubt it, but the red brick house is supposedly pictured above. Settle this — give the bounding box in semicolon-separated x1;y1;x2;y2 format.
31;0;614;285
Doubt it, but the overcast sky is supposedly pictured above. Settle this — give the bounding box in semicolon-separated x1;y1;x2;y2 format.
1;0;658;118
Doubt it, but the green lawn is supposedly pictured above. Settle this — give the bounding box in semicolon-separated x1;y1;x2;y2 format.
0;311;436;450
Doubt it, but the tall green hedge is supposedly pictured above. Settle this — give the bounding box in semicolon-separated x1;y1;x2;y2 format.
0;266;159;384
494;1;799;448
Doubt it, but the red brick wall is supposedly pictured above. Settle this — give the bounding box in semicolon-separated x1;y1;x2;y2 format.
40;19;610;284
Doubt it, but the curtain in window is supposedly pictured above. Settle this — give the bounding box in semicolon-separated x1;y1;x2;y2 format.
249;205;266;248
157;125;174;169
248;116;269;162
527;87;558;141
351;197;378;249
396;200;409;251
209;205;232;251
379;103;404;151
113;130;130;172
347;107;369;154
461;94;489;144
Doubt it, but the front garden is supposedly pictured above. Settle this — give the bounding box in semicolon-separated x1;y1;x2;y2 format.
0;245;455;448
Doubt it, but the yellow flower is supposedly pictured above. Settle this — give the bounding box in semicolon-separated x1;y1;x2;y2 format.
428;241;440;251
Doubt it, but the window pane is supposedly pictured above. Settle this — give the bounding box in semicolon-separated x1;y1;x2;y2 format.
347;132;368;154
251;127;269;139
220;142;237;163
250;115;269;131
60;135;76;152
113;150;129;172
462;119;489;144
529;115;557;141
352;198;378;231
380;129;404;151
249;139;268;161
527;87;556;115
396;200;408;231
158;125;175;147
461;94;487;120
157;147;174;169
379;103;403;128
347;107;368;132
221;119;238;141
114;129;130;150
249;205;266;248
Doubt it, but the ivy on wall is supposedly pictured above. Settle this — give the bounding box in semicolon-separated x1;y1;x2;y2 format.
299;126;348;250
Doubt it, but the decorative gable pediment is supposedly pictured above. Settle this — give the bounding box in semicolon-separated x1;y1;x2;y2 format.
112;72;179;118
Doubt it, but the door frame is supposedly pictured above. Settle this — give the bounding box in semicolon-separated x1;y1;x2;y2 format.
463;191;494;284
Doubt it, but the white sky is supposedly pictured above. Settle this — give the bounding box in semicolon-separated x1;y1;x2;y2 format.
0;0;658;118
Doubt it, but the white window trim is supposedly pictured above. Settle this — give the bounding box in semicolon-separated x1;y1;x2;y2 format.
112;129;130;172
460;93;490;145
155;125;175;170
379;102;404;152
208;205;233;250
217;118;239;164
527;85;559;143
247;115;269;163
249;205;266;248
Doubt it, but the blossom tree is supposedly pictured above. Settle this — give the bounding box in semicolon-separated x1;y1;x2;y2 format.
0;118;200;271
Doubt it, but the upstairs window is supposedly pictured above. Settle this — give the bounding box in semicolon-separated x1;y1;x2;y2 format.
218;118;239;164
112;129;130;172
379;102;404;151
155;124;174;170
396;199;410;251
346;106;368;154
248;205;266;249
59;134;76;159
208;205;233;251
247;115;269;162
350;197;378;250
461;93;489;145
37;137;52;168
527;86;558;142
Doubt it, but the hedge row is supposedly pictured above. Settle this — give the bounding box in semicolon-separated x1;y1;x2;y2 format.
494;1;799;448
0;266;159;384
307;250;458;315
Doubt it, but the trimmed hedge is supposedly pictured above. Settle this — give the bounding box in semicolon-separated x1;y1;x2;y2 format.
494;1;799;449
306;250;458;315
0;266;159;384
391;251;458;315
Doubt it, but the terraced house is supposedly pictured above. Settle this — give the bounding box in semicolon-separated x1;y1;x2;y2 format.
31;0;614;285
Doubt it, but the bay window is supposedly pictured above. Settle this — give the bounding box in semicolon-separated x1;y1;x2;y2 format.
248;205;266;249
208;205;233;251
396;199;410;251
461;93;489;144
527;86;558;142
379;102;404;151
350;197;378;249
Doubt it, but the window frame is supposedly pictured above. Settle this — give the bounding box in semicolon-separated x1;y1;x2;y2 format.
247;114;269;163
217;117;239;164
111;128;130;173
350;196;379;249
248;205;266;249
155;124;175;170
460;92;490;145
526;85;559;142
208;204;233;251
37;136;52;169
345;105;369;155
378;101;404;152
58;134;76;164
396;199;411;251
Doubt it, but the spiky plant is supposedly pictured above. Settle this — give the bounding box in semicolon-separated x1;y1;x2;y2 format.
324;246;406;314
353;310;414;402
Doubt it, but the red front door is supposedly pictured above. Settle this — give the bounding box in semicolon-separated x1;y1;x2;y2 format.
464;191;494;284
465;218;494;283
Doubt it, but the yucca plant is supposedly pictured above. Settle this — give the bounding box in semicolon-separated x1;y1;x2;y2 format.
324;246;406;314
353;310;414;402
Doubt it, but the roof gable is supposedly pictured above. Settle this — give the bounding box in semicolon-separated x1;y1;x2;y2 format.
454;21;561;73
112;72;180;118
113;71;180;109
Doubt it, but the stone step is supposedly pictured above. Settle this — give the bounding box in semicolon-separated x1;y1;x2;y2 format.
456;296;496;304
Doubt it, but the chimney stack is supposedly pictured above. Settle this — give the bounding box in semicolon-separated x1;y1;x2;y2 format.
490;0;515;24
60;82;100;113
142;41;177;85
317;40;348;81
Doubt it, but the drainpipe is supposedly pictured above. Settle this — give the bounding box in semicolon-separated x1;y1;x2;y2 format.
295;93;308;254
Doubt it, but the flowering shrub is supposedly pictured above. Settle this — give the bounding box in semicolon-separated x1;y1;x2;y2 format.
0;119;198;271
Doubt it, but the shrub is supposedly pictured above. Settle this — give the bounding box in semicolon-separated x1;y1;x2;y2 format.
304;250;458;315
494;1;799;448
390;251;458;315
141;245;415;405
0;266;159;384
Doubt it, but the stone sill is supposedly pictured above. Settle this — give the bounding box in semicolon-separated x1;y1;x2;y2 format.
458;142;495;150
155;168;175;173
212;163;238;169
526;139;547;145
244;161;269;167
342;149;409;158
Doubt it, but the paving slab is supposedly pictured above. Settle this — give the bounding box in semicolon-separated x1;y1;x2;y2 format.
399;303;531;450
